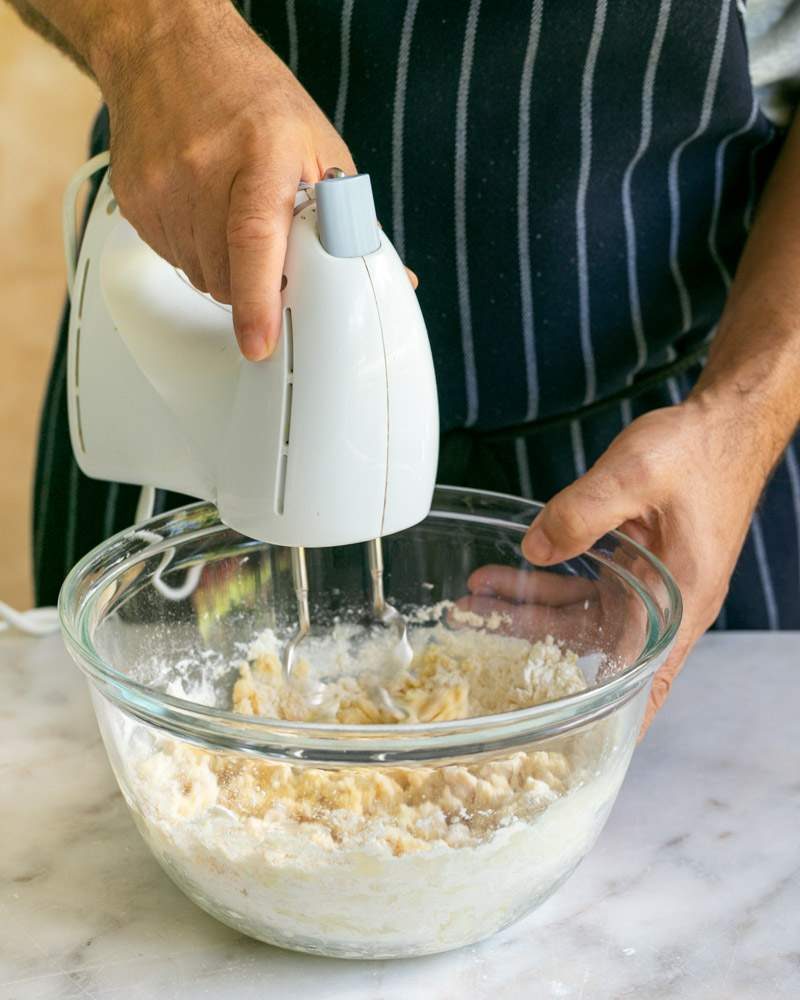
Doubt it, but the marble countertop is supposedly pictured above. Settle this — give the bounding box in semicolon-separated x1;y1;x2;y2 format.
1;631;798;999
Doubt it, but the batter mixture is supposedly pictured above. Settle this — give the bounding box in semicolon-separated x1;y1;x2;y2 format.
121;616;632;956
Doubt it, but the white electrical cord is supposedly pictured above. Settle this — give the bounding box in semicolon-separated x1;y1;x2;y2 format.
0;601;60;637
1;152;112;636
135;484;156;523
1;484;201;638
63;150;110;295
132;528;205;603
131;487;205;602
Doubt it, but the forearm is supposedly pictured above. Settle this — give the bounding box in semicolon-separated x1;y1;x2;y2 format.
4;0;232;89
5;0;90;73
692;111;800;471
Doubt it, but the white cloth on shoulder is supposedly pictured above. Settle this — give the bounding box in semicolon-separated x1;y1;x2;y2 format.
746;0;800;124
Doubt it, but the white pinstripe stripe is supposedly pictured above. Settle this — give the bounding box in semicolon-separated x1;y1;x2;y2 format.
622;0;672;375
286;0;299;76
716;604;728;630
666;378;681;405
391;0;420;261
744;132;773;232
64;457;79;573
103;481;119;539
514;438;533;499
242;0;252;23
667;0;731;334
751;511;780;630
454;0;482;427
620;398;634;427
785;441;800;597
576;0;608;407
516;0;544;423
570;420;587;478
708;96;759;290
334;0;355;134
664;344;682;404
34;346;68;575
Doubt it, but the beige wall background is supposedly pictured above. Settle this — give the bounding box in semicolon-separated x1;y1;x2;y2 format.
0;7;99;606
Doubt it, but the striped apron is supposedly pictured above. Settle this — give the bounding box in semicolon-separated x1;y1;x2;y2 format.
34;0;799;629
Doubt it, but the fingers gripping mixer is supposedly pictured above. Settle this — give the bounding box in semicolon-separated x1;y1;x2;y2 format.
63;156;439;690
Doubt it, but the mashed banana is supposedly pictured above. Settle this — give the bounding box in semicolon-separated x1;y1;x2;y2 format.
140;631;586;854
233;626;586;723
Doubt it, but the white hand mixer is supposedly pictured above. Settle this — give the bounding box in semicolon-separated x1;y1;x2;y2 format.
61;153;439;692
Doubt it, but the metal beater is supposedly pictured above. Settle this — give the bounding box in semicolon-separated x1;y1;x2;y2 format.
281;540;412;716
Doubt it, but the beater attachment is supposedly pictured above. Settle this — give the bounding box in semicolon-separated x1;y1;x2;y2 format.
281;546;310;680
281;540;412;718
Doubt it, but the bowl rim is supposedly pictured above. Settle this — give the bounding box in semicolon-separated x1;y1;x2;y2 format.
58;485;682;756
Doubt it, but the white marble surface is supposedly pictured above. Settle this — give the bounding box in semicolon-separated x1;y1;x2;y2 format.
1;632;798;1000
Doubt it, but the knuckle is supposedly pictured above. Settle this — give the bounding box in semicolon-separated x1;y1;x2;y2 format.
227;212;277;247
578;467;624;505
237;113;270;150
139;164;171;200
547;498;593;544
624;447;662;485
177;142;209;182
261;112;309;149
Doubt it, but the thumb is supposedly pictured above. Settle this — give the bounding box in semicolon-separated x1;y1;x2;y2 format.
523;458;643;565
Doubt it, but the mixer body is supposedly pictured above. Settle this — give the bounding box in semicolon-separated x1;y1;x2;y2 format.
64;165;439;547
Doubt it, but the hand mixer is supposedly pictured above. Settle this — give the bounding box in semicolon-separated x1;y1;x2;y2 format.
62;153;439;696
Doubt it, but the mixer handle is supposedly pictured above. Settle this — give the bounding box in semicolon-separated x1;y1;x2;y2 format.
62;150;111;299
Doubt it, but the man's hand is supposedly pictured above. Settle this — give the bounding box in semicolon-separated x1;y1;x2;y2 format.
520;397;772;733
89;3;354;361
9;0;357;360
9;0;419;358
521;104;800;733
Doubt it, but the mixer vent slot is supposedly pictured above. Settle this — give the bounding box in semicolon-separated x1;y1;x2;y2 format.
73;257;90;453
284;306;294;375
283;383;294;446
276;454;288;515
77;257;90;320
276;308;295;515
75;325;86;453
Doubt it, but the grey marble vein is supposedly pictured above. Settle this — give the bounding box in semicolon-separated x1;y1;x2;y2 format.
1;632;798;999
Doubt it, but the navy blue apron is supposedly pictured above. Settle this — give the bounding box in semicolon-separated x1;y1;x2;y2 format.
33;0;799;628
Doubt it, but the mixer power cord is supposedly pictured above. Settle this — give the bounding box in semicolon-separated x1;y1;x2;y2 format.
0;601;60;638
0;484;196;637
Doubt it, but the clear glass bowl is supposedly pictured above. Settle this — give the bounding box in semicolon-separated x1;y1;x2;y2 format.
59;486;680;959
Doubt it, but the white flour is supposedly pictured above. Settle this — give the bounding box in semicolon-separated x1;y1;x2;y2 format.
120;624;632;957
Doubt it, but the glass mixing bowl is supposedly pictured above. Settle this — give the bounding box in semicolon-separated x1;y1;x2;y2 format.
59;486;680;959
